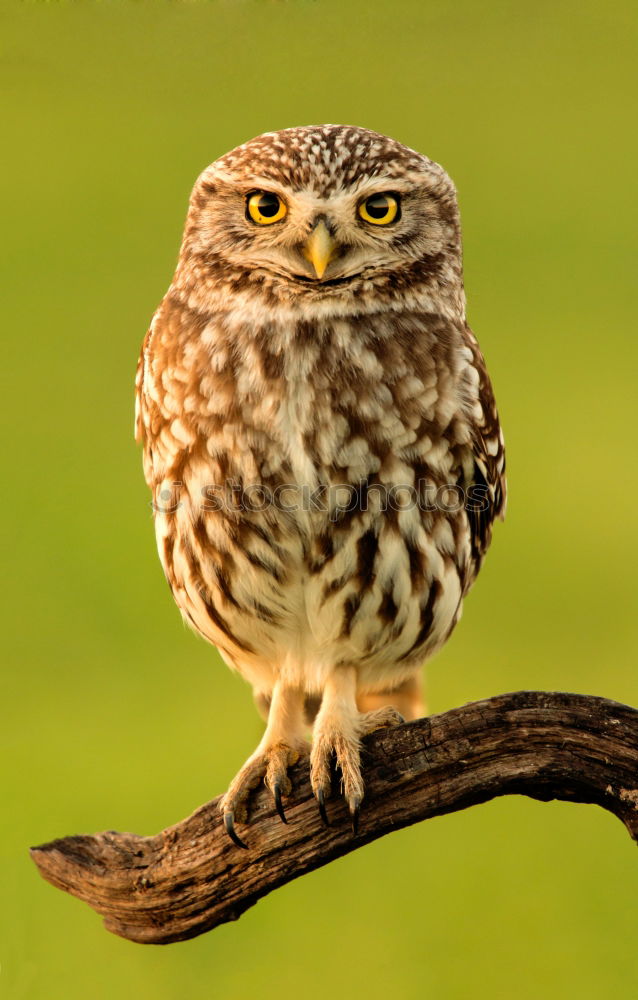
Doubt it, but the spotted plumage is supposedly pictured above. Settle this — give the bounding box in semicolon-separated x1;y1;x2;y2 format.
135;125;505;845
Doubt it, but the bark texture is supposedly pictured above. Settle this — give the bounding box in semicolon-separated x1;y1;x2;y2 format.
31;691;638;944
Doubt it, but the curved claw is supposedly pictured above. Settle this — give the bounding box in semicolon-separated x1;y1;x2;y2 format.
350;798;362;836
273;783;288;825
223;811;249;850
317;788;330;827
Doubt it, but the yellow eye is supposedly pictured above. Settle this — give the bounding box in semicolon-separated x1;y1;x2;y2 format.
358;192;400;226
246;191;287;225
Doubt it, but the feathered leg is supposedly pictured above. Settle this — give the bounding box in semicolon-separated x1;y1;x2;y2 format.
310;666;404;832
220;682;307;847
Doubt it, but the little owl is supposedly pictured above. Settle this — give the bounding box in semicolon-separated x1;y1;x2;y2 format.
135;125;506;847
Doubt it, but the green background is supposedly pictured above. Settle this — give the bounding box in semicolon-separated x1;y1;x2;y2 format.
2;1;637;997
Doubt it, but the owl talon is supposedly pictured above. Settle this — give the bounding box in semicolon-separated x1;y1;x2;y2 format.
273;783;288;825
224;811;249;850
350;798;362;836
317;788;330;827
220;731;307;839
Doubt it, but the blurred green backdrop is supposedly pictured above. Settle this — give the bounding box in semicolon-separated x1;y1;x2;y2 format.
2;1;637;997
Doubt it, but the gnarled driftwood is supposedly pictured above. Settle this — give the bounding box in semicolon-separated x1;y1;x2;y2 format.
31;691;638;944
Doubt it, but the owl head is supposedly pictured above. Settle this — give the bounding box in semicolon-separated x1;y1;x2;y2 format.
174;125;464;318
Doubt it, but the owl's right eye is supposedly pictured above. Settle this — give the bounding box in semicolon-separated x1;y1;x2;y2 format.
246;191;287;225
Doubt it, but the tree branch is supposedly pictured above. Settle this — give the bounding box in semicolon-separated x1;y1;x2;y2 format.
30;691;638;944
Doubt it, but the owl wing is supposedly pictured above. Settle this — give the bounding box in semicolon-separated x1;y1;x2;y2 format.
134;310;168;491
134;338;146;444
134;327;155;489
456;325;506;589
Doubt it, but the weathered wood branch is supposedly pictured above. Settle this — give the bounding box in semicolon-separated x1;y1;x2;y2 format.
31;691;638;944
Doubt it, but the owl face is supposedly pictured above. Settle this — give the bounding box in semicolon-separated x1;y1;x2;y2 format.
177;125;464;315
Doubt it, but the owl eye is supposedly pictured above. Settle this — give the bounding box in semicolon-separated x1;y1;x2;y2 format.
358;193;400;226
246;191;287;225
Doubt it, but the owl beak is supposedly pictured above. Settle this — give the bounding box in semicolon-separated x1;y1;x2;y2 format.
302;220;338;280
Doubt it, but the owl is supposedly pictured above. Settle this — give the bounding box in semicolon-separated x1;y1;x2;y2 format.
135;125;505;847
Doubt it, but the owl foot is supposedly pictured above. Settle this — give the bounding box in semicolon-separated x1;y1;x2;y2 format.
359;705;406;735
310;727;365;828
220;741;304;849
310;672;404;832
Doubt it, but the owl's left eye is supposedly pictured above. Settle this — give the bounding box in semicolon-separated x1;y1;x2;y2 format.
358;192;400;226
246;191;287;225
